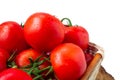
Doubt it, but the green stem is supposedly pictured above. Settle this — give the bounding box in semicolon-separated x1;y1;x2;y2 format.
7;50;17;62
45;66;53;76
36;66;51;74
27;62;39;75
61;18;72;26
20;55;52;79
33;75;44;80
43;57;51;63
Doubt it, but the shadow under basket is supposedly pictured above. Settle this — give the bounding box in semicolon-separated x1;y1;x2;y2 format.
80;42;104;80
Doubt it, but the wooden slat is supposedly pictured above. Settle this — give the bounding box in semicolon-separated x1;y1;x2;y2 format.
80;53;102;80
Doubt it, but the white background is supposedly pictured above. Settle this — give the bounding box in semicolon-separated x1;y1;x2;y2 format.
0;0;119;79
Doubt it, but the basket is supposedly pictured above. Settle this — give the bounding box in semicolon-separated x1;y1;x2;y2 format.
80;42;104;80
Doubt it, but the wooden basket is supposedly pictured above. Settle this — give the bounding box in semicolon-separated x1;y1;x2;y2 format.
80;42;104;80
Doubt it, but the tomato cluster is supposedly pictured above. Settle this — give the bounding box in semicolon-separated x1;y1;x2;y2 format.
0;12;93;80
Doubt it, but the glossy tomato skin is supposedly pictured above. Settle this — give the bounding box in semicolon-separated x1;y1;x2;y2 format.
0;68;32;80
63;26;89;50
24;12;64;52
0;21;29;54
15;48;42;67
0;48;9;72
0;48;10;60
50;43;87;80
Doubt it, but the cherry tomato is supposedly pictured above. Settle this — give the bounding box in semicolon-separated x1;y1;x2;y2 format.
0;48;9;72
15;48;51;79
15;48;42;67
0;68;32;80
24;12;64;52
85;53;94;66
62;18;89;50
0;21;29;54
50;43;87;80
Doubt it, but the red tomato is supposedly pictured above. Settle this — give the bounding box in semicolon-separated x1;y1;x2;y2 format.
62;18;89;50
15;48;42;67
0;48;10;60
85;53;94;66
63;26;89;50
0;68;32;80
0;21;29;54
0;48;9;72
24;12;64;52
50;43;87;80
15;48;51;79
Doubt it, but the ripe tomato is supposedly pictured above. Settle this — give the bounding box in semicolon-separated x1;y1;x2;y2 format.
0;21;29;54
50;43;87;80
85;53;94;66
62;18;89;50
63;26;89;50
0;48;10;60
24;12;64;52
0;68;32;80
0;48;9;72
15;48;51;79
15;48;42;67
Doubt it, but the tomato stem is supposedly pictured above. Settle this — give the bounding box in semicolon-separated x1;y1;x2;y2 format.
7;50;17;62
20;56;54;80
35;66;51;74
20;22;24;28
7;50;18;68
45;66;53;76
61;18;73;26
33;75;44;80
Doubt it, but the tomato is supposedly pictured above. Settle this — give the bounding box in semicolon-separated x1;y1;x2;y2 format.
15;48;51;79
63;26;89;50
50;43;87;80
85;53;94;66
0;68;32;80
0;48;10;60
24;12;64;52
0;21;29;54
15;48;42;67
0;48;9;72
62;18;89;50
